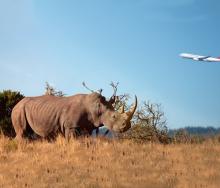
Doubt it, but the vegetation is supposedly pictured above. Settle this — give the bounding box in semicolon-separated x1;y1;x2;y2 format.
169;127;220;144
119;101;170;143
0;84;220;187
0;90;24;137
169;126;220;136
1;83;219;144
0;136;220;188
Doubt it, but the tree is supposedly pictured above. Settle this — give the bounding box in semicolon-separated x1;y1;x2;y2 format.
0;90;24;137
120;101;170;143
45;82;65;97
135;101;167;133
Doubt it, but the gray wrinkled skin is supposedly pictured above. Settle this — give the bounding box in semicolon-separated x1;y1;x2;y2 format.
11;92;137;140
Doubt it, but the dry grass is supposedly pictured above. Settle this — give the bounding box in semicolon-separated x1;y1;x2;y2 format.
0;135;220;188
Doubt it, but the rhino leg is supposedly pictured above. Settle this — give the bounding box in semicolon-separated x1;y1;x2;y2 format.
64;127;70;141
64;124;80;141
11;108;27;141
95;128;99;136
104;129;109;136
95;128;109;137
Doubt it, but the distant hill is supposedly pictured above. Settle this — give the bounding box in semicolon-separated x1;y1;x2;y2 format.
169;126;220;137
94;126;220;138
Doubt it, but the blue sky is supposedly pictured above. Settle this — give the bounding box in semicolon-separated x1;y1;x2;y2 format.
0;0;220;128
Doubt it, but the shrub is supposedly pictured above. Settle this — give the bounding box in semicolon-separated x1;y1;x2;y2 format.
119;123;171;144
0;90;24;137
118;100;170;144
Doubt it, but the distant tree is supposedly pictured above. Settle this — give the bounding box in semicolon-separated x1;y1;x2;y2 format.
0;90;24;137
45;82;65;97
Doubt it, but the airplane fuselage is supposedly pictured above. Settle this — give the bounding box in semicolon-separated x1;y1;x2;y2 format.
180;53;220;62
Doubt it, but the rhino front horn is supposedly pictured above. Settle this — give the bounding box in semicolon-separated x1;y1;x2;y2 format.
126;95;137;121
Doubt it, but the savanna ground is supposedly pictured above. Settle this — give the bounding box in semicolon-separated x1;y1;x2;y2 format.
0;135;220;188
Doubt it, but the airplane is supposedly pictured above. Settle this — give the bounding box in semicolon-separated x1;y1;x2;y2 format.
180;53;220;62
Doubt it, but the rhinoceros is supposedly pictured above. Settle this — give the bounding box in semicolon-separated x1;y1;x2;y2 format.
11;92;137;140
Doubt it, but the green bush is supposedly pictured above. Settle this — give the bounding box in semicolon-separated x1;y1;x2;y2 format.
0;90;24;137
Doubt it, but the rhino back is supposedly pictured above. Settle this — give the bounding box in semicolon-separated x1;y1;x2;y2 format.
25;95;89;136
12;94;90;137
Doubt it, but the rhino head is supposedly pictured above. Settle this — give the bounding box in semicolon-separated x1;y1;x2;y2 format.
85;93;137;133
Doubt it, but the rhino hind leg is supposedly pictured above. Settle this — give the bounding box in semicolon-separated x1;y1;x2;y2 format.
14;123;26;141
12;108;28;141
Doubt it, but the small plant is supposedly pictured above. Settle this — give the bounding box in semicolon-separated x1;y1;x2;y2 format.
3;139;18;152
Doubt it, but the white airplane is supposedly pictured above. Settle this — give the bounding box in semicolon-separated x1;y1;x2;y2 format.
180;53;220;62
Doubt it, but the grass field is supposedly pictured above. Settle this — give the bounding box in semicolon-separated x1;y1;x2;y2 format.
0;135;220;188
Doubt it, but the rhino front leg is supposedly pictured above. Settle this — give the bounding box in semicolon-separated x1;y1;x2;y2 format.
95;128;109;137
104;129;109;136
64;123;81;141
95;128;99;136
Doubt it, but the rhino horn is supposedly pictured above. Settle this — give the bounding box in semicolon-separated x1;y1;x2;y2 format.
125;95;137;121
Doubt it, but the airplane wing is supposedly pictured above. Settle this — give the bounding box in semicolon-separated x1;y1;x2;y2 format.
196;56;210;61
180;53;210;61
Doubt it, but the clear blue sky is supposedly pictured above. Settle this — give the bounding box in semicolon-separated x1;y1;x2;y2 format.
0;0;220;129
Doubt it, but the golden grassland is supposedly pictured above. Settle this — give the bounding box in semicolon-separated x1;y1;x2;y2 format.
0;135;220;188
